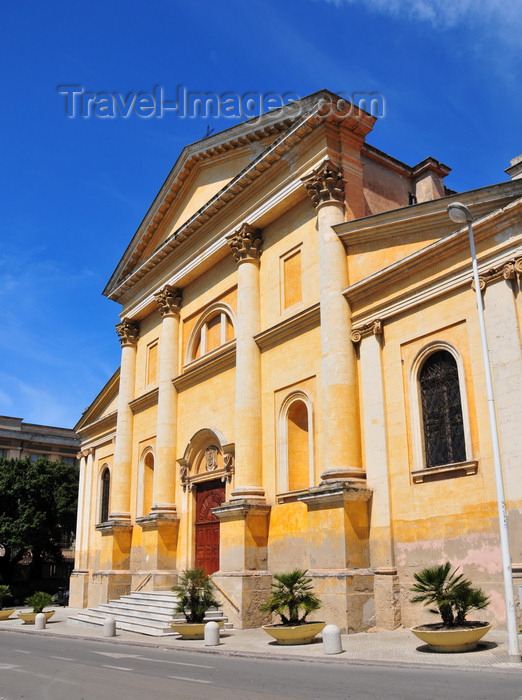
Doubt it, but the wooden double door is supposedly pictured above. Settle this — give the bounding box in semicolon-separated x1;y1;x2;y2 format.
195;479;225;575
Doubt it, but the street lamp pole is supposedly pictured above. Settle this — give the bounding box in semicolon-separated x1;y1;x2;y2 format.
447;202;521;663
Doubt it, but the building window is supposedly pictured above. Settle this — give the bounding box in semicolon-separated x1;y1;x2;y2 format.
186;304;235;364
100;467;110;523
419;350;466;467
278;391;314;494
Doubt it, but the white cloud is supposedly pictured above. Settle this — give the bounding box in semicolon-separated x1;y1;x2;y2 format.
319;0;522;31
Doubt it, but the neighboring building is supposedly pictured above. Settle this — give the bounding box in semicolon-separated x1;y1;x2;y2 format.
0;415;80;584
70;90;522;631
0;415;80;465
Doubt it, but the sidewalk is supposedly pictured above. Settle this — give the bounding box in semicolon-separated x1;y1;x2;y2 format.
1;606;521;671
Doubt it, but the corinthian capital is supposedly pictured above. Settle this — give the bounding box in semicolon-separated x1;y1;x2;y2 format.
227;223;263;264
302;160;345;208
116;318;140;346
154;285;182;317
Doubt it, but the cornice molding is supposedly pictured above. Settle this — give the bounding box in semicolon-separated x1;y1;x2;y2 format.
105;93;376;302
254;303;320;349
75;411;118;439
348;246;522;328
344;199;522;325
173;343;236;391
129;387;159;414
335;181;522;246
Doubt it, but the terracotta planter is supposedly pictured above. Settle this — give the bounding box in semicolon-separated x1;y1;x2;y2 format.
262;621;326;645
411;622;492;652
17;611;55;625
0;609;15;620
169;620;224;640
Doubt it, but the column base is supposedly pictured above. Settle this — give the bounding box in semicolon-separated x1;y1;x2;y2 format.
149;504;177;516
229;486;266;502
320;467;366;483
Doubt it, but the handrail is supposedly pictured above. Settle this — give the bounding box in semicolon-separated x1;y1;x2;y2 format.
134;573;152;592
211;577;240;613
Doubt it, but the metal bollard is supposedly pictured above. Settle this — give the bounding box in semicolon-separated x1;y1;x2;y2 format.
103;616;116;637
204;621;220;646
34;613;47;630
323;624;343;655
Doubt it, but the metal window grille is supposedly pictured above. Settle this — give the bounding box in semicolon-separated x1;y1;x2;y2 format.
420;350;466;467
101;468;110;522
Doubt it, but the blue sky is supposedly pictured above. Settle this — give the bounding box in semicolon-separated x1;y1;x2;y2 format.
1;0;521;428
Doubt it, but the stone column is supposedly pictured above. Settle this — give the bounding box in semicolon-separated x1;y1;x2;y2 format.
302;160;363;482
69;447;94;608
110;318;139;521
226;223;265;502
212;224;271;629
74;451;87;570
151;285;182;515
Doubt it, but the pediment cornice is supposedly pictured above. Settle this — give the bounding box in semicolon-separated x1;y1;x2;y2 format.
104;90;376;302
344;195;522;324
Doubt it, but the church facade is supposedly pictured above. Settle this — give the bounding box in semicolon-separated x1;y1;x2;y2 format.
70;91;522;631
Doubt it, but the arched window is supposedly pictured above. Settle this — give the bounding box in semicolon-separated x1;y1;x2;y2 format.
419;350;466;467
278;392;314;493
100;467;110;523
186;304;235;364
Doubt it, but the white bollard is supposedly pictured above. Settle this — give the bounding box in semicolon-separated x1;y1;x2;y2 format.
103;616;116;637
323;624;343;655
204;621;220;646
34;613;47;630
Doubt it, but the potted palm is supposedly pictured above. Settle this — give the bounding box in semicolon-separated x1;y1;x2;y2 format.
410;562;491;652
18;591;55;624
169;569;222;639
260;569;325;645
0;584;15;620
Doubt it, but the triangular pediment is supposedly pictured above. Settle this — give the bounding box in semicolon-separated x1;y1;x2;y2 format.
103;90;376;301
75;368;119;434
104;104;308;296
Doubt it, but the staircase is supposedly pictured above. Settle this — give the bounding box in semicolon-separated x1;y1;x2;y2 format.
68;590;228;637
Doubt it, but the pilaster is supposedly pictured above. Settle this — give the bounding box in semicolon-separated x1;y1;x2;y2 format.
351;322;400;629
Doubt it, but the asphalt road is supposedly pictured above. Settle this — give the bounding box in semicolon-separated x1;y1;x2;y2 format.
0;632;520;700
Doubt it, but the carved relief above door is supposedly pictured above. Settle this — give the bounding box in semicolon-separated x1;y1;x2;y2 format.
177;428;235;492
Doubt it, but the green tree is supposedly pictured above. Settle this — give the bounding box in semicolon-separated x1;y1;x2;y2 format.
0;457;78;583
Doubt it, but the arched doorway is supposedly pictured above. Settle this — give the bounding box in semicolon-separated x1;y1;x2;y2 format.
195;478;225;575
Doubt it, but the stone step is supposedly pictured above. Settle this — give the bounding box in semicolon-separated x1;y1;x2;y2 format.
68;589;229;637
